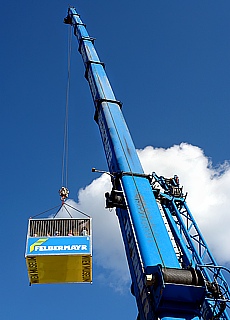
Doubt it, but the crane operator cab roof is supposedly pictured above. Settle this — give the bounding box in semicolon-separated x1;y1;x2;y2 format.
25;216;92;285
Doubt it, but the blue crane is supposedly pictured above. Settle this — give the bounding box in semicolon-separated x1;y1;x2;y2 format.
64;7;230;320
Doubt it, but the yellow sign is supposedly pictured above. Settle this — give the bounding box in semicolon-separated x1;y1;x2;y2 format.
26;254;92;284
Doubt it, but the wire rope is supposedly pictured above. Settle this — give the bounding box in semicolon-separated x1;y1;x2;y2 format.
61;25;72;188
31;205;62;218
31;202;90;219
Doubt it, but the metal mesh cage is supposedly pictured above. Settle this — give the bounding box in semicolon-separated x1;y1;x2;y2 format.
29;218;90;237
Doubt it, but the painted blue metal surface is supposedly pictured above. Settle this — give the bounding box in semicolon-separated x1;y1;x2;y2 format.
67;7;179;271
117;206;155;320
153;173;230;319
121;175;179;270
65;7;229;320
26;236;91;255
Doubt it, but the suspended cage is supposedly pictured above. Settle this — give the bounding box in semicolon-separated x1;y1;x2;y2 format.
25;203;92;285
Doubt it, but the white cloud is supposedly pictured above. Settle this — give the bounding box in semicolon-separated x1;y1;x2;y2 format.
56;143;230;290
138;143;230;265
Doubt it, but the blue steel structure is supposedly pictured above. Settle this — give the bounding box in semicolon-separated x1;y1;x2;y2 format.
64;7;230;320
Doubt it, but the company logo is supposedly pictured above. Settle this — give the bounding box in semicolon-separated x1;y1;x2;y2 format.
30;238;48;252
29;238;88;253
34;244;88;252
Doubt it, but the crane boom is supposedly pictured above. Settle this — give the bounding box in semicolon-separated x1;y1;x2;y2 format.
64;7;230;320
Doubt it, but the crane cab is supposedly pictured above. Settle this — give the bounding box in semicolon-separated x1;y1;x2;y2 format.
25;217;92;285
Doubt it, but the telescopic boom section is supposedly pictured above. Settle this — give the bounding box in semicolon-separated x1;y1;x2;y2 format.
65;5;179;269
64;7;229;320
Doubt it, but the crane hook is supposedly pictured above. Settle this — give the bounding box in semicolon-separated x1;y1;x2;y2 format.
59;186;69;203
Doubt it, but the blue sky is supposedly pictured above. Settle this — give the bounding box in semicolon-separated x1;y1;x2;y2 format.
1;1;230;319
